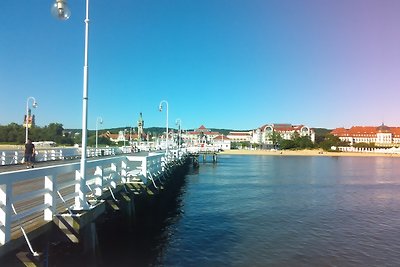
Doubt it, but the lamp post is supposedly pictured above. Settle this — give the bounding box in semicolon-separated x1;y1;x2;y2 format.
25;97;38;143
96;116;103;151
52;0;90;210
123;129;127;149
176;118;181;152
159;100;169;158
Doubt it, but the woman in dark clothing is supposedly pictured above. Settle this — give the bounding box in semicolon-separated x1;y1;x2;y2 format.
24;139;35;168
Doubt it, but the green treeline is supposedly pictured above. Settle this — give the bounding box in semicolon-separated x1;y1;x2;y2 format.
0;123;168;146
0;123;77;145
0;123;113;146
1;123;345;151
232;131;346;151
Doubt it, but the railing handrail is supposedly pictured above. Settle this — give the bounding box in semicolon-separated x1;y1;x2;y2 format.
0;151;185;246
0;147;121;166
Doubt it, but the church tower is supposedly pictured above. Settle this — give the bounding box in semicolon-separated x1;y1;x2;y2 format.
137;112;144;141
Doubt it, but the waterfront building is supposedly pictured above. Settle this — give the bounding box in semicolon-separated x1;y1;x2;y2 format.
103;131;134;144
184;125;220;146
226;131;253;142
252;123;315;148
212;135;231;150
331;124;400;146
182;125;231;149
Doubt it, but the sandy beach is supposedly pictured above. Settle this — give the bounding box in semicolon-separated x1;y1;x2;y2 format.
220;149;400;158
0;144;24;150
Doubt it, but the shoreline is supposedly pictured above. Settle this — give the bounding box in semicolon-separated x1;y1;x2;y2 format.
0;144;23;150
2;145;399;158
220;149;400;158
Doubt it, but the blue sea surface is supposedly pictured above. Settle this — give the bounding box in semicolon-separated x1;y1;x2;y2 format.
89;155;400;267
150;155;400;267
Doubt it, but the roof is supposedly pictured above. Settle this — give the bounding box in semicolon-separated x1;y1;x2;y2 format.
214;135;230;140
259;124;307;132
228;132;251;136
331;125;400;137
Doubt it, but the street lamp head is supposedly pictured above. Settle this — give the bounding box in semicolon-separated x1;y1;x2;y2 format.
159;105;163;112
32;102;38;108
51;0;71;20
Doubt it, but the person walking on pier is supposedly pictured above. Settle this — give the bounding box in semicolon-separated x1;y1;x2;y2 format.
24;139;35;168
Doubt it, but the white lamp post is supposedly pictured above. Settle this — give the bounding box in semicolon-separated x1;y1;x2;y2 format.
123;129;127;149
25;97;38;143
176;118;181;151
96;116;103;151
52;0;90;210
159;100;169;158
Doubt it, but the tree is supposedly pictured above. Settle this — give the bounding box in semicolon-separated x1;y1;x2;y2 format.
319;134;342;151
280;139;296;149
295;136;315;149
266;130;281;149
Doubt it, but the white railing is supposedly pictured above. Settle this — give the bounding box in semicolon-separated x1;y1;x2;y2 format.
126;153;164;185
186;146;219;153
336;146;400;154
0;151;181;246
0;147;120;166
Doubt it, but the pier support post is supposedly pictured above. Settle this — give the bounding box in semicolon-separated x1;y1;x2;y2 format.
53;201;105;246
119;192;136;227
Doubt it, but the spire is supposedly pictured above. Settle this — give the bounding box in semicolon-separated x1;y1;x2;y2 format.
137;112;144;141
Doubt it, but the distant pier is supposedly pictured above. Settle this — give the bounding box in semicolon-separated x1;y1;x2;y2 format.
190;150;219;165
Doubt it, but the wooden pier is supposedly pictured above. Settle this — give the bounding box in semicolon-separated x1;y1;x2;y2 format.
0;150;190;266
190;150;219;166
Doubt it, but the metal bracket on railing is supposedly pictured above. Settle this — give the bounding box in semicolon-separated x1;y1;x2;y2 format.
57;191;73;215
155;171;165;185
108;187;118;202
146;171;158;189
86;184;99;202
11;204;40;257
123;184;129;193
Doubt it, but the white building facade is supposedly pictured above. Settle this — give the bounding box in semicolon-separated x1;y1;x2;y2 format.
252;124;315;147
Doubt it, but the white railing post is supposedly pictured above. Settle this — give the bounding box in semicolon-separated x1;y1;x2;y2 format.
94;166;103;196
13;152;18;165
0;183;12;245
142;157;148;179
108;162;117;187
121;160;127;183
44;151;48;162
59;149;63;160
1;152;5;166
158;155;163;173
74;169;89;210
44;175;56;221
51;150;56;161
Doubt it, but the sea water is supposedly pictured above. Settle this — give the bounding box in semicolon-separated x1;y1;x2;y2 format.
98;155;400;267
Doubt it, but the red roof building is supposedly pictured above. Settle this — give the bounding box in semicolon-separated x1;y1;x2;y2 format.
331;124;400;146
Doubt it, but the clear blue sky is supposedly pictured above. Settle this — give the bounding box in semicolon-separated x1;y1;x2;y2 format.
1;0;400;131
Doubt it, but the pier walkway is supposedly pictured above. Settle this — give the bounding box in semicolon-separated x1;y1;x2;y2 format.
0;148;190;262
